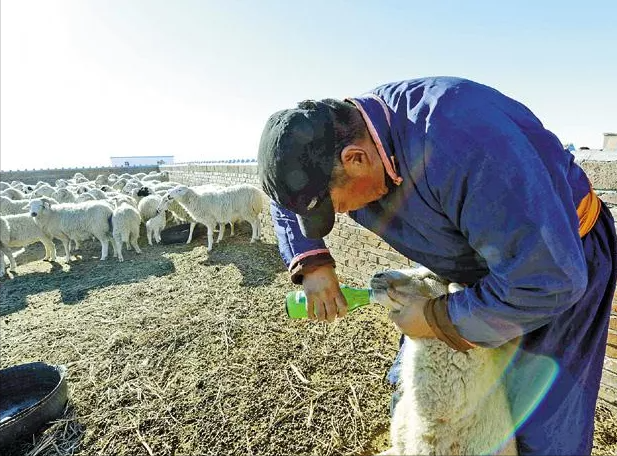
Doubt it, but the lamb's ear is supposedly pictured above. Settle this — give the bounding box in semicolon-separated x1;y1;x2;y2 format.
22;205;29;211
43;201;51;209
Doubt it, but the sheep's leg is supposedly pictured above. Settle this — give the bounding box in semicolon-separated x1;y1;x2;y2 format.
0;252;5;277
131;229;142;254
206;224;214;252
230;222;235;236
147;227;153;246
97;235;109;261
250;219;259;243
110;235;118;258
2;247;16;270
155;228;161;244
59;235;71;262
42;237;56;261
186;222;196;244
114;234;124;262
216;223;225;243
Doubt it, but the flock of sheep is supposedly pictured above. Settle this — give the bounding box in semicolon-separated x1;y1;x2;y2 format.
0;171;267;276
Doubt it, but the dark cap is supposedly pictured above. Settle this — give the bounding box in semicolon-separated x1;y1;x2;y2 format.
258;99;339;239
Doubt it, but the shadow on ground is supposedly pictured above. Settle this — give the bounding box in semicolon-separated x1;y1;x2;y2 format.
199;222;286;287
0;240;175;316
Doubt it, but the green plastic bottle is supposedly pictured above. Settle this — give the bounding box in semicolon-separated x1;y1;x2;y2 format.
285;285;375;319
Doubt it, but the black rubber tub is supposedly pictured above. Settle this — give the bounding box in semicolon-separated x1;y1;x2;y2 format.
160;223;205;245
0;362;68;448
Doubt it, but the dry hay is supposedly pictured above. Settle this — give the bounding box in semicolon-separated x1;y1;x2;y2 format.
1;227;616;455
1;230;397;455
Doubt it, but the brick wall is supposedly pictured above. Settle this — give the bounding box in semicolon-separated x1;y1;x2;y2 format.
0;165;159;185
161;161;617;411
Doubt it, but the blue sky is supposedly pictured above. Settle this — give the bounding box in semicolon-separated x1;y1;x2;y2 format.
1;0;615;171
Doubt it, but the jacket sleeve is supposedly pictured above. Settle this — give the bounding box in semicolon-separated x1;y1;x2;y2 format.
426;112;589;347
270;200;336;284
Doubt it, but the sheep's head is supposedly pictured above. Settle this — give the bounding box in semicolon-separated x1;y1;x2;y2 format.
27;198;50;218
156;197;170;215
137;186;152;197
166;185;188;200
369;267;451;311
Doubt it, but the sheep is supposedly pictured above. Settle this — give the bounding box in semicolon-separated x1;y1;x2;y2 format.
156;184;223;244
94;174;108;186
51;188;77;204
0;182;11;191
1;188;26;200
137;194;163;223
111;178;128;191
0;213;57;267
0;216;15;276
55;179;69;188
145;210;166;246
75;193;96;203
29;184;56;199
1;197;32;216
162;184;264;251
142;171;168;182
111;202;142;261
369;267;518;456
28;199;115;262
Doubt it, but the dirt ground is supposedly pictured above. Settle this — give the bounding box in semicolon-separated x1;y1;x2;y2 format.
1;226;616;455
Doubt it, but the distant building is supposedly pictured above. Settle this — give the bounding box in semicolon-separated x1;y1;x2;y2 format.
604;133;617;151
110;155;174;167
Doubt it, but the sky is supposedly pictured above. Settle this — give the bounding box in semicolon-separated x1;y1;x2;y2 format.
1;0;616;171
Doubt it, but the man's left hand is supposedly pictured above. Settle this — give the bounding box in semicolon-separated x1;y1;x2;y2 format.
386;288;436;339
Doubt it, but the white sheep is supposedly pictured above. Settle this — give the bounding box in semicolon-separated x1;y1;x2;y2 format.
75;193;96;203
156;184;223;244
369;267;518;456
30;184;56;199
142;171;168;182
1;188;26;200
111;202;142;261
162;184;264;251
51;188;77;204
28;199;115;262
137;194;163;223
146;210;166;245
1;197;32;216
0;213;57;268
0;182;11;191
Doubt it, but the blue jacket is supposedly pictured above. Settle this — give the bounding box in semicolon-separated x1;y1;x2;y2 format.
272;76;593;347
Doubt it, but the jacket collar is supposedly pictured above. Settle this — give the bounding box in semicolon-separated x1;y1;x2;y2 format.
345;94;403;187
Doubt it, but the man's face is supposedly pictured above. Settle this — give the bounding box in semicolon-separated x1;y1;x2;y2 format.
329;159;388;214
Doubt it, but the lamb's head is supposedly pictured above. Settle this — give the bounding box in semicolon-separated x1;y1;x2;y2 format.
156;196;171;215
369;267;458;311
166;185;189;200
27;198;51;218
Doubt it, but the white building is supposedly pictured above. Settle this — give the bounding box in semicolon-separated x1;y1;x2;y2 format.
110;155;174;167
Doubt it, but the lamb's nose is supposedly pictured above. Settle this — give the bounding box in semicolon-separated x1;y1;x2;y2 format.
31;212;37;217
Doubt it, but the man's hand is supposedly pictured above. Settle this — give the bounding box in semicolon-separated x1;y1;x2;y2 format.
387;288;436;339
302;265;348;322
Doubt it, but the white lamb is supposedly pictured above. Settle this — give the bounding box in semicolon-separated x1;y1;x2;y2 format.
28;199;115;262
162;184;263;252
111;202;142;261
142;171;168;182
0;213;57;270
369;267;518;456
146;210;166;245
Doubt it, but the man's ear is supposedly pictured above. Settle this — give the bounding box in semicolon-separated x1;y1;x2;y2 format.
340;145;367;166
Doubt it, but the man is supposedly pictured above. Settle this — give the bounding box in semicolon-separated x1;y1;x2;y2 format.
257;77;616;455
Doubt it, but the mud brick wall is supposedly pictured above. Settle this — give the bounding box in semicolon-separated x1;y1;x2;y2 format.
161;161;617;411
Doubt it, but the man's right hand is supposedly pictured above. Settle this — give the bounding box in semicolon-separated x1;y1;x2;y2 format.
302;265;348;323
